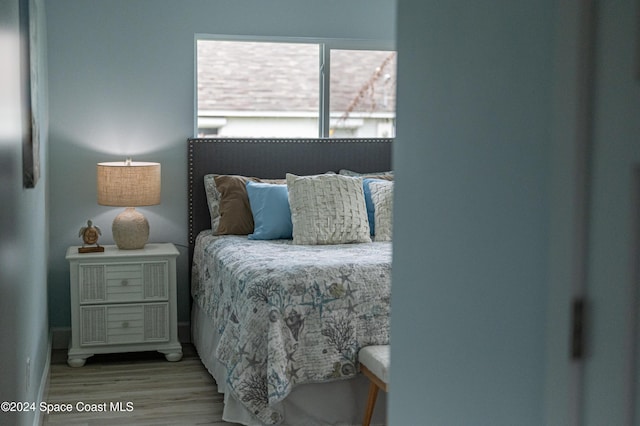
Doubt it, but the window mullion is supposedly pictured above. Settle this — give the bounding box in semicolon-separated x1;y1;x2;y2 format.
319;44;330;138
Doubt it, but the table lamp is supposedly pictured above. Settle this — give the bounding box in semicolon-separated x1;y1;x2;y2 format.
97;159;161;250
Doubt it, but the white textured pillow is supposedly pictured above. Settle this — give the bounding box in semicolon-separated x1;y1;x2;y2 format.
204;174;221;232
369;180;393;242
286;173;371;245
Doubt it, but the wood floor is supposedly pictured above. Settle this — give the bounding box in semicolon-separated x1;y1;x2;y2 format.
44;344;240;426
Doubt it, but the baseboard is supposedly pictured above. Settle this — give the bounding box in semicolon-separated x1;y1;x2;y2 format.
32;331;52;426
51;323;191;351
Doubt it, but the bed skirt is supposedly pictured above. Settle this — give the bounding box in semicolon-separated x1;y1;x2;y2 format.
191;302;387;426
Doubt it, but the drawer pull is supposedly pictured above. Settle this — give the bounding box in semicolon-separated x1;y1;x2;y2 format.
121;279;128;286
122;321;129;328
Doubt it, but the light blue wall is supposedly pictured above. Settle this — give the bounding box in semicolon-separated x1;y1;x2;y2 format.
543;0;640;423
544;0;585;422
582;0;640;424
0;0;50;425
391;0;553;424
45;0;396;328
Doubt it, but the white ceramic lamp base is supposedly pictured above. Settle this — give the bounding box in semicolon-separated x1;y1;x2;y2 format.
112;207;149;250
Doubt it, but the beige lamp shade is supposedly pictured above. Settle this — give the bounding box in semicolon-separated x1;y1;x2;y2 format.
97;161;161;207
97;160;161;250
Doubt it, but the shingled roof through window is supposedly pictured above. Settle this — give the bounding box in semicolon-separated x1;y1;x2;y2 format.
197;40;396;115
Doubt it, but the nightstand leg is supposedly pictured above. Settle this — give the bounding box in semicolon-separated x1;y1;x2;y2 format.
160;349;183;362
67;355;91;367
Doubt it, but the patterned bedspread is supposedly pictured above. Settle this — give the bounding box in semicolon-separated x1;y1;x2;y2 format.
192;232;391;425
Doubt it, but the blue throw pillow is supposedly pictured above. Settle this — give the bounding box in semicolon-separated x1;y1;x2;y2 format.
363;178;385;236
246;181;293;240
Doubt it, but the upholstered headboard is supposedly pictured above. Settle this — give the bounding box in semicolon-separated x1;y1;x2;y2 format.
187;137;393;261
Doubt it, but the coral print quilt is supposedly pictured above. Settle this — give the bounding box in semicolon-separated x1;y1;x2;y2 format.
192;233;391;425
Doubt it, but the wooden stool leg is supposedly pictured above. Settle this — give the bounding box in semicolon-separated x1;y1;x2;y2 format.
363;381;379;426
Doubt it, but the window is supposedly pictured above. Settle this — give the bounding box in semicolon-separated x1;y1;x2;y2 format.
329;49;396;138
196;38;396;138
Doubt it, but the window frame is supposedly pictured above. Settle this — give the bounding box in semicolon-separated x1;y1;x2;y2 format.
194;34;396;138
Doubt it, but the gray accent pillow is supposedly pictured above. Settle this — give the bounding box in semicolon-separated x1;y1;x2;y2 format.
339;169;394;179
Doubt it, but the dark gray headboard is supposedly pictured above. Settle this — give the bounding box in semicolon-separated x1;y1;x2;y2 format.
187;138;393;259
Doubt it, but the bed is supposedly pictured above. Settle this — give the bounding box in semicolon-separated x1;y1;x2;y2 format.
188;138;393;426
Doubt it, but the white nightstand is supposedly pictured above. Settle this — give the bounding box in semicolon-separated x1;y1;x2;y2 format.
66;243;182;367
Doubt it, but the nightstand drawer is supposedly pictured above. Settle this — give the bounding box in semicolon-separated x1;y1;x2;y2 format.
106;264;143;302
79;262;168;303
80;303;169;346
107;305;145;344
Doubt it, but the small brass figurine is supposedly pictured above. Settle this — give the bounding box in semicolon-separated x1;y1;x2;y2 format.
78;220;104;253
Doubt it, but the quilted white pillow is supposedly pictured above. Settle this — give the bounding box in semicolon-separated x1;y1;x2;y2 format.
369;180;393;242
286;173;371;245
204;174;221;232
